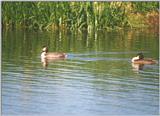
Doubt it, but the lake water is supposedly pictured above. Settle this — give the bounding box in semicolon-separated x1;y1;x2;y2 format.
2;28;159;115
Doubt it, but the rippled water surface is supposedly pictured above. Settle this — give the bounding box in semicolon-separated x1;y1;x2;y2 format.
2;29;159;115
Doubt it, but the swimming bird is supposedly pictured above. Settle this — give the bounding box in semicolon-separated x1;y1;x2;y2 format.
41;46;67;59
41;46;67;68
131;53;156;65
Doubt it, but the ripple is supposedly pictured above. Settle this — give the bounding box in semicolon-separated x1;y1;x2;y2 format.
2;51;159;115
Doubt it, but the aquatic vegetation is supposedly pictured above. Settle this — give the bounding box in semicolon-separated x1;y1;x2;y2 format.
2;2;159;31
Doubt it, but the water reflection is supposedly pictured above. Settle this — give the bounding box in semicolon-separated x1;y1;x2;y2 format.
2;28;159;115
132;63;144;71
41;57;66;69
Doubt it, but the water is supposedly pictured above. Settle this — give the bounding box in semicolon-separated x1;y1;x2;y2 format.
2;28;159;115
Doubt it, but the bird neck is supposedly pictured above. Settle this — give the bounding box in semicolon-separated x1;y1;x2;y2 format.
132;56;139;62
41;51;47;59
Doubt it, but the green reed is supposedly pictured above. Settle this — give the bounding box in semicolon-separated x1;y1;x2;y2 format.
2;2;159;31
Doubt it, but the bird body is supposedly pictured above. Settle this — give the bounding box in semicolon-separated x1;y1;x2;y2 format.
131;53;156;65
41;47;67;59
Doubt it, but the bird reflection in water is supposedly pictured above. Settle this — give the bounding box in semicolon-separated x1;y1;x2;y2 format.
41;57;66;69
132;63;144;73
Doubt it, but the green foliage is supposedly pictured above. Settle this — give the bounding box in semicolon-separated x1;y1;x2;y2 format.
133;2;159;13
2;1;159;31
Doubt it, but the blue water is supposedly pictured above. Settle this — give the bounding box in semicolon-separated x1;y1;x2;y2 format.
2;29;159;115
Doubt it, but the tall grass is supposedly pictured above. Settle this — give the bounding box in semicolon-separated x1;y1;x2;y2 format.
2;1;159;31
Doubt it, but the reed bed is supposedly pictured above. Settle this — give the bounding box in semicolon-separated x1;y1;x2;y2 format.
2;2;159;31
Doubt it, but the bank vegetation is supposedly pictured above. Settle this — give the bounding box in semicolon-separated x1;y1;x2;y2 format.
2;2;159;32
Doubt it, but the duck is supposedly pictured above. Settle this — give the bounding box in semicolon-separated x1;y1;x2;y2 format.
41;46;67;68
41;46;67;59
131;53;156;65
